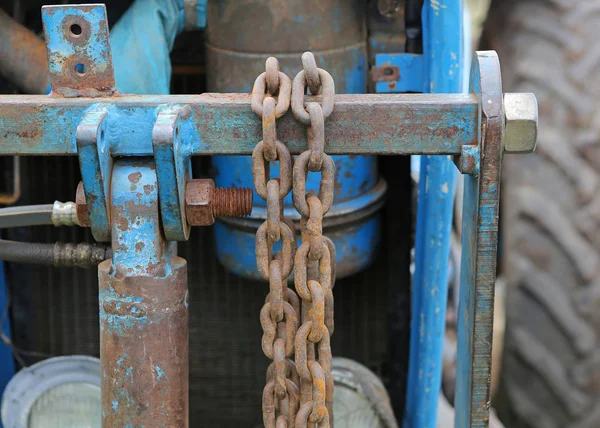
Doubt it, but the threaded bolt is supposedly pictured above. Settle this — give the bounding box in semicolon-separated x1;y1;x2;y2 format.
212;187;253;217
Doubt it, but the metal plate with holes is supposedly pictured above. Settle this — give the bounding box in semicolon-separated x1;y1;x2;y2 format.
41;4;115;96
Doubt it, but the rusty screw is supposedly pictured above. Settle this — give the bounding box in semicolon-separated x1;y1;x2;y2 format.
76;180;252;229
185;179;252;226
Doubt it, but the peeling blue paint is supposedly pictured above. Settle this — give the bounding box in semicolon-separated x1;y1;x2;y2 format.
155;365;165;381
404;1;464;427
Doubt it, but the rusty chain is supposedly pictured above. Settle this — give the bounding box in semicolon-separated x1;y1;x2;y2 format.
252;57;301;428
291;52;336;428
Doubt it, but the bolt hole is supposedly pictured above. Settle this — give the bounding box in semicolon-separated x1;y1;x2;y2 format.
383;67;394;76
70;24;82;36
100;129;105;140
176;127;179;137
75;63;87;76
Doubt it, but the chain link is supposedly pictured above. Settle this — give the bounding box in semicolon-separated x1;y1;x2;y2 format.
255;52;337;427
291;52;336;428
253;57;300;428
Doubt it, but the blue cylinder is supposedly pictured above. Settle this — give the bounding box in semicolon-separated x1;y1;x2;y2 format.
206;0;385;279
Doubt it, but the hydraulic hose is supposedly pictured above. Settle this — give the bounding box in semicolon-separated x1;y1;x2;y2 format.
0;203;110;267
0;240;110;268
0;204;53;228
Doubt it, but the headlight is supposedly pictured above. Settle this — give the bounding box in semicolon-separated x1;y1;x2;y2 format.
1;356;100;428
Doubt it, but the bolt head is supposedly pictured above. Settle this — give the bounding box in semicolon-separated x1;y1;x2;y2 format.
185;179;215;226
504;93;538;154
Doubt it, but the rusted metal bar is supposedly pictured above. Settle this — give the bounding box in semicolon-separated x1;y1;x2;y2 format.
0;93;478;156
0;9;49;94
100;159;188;426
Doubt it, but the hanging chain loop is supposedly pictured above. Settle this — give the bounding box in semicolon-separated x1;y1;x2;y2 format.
291;52;336;428
253;57;301;428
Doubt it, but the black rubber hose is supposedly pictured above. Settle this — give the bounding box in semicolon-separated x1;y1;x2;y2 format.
0;204;53;228
0;240;110;268
0;240;54;265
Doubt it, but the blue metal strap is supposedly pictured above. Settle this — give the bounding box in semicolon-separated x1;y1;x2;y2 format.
455;51;504;428
152;105;193;241
405;1;463;427
76;104;112;242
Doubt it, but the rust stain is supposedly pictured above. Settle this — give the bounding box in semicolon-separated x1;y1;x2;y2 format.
128;172;142;183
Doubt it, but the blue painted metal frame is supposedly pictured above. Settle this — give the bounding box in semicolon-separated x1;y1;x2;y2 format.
152;104;193;242
2;4;521;426
76;104;112;242
404;1;463;427
375;53;424;93
455;51;503;428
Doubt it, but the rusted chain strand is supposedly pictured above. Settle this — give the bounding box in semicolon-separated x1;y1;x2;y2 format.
253;57;300;427
291;52;335;125
291;52;336;427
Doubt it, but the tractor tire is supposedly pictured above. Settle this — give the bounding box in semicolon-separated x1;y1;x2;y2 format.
488;1;600;427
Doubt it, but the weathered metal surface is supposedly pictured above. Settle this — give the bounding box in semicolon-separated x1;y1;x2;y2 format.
185;179;216;226
205;0;364;53
185;179;252;226
405;1;463;427
152;104;193;241
250;57;300;426
455;51;504;428
0;9;49;94
41;5;116;97
292;55;336;427
206;0;379;286
75;181;91;227
372;65;400;83
0;93;479;155
215;178;385;280
76;104;111;242
211;187;253;217
101;159;188;426
374;54;424;93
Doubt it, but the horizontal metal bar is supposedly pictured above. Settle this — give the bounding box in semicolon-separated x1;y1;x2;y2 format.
0;93;478;156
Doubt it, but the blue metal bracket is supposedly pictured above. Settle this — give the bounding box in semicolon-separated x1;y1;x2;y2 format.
152;104;193;241
43;3;117;242
455;145;480;175
41;4;116;97
76;104;112;242
374;53;424;93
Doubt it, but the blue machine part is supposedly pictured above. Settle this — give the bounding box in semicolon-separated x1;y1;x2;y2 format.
212;46;385;280
375;53;424;93
110;0;205;94
404;1;464;428
0;261;15;425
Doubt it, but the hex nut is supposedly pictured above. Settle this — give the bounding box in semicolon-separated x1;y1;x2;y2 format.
504;93;538;154
185;179;215;226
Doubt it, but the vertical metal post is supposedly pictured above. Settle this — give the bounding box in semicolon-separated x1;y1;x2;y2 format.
455;51;503;428
405;1;463;427
100;159;188;427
